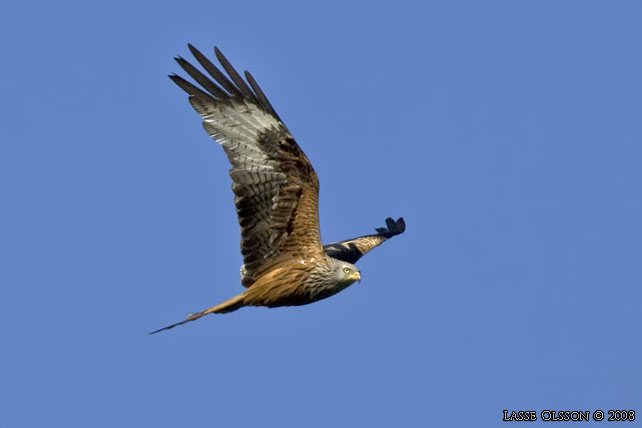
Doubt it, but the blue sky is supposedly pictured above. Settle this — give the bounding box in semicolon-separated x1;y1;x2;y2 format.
1;1;641;426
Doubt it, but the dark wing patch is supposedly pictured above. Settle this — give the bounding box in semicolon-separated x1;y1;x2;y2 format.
323;217;406;264
172;45;323;287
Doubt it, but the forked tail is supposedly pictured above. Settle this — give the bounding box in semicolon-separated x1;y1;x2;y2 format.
150;292;246;334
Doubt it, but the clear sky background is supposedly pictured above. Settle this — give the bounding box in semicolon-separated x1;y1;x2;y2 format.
1;1;640;426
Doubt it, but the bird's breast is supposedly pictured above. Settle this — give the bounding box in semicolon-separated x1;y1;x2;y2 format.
243;258;353;307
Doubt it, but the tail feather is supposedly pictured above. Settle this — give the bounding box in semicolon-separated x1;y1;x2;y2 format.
150;292;246;334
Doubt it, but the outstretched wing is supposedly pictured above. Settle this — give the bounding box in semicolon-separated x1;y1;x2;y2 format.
323;217;406;264
171;45;324;287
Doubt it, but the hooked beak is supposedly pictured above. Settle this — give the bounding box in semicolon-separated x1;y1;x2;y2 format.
349;271;362;283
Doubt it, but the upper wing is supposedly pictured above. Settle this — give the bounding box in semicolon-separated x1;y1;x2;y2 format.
171;45;324;287
323;217;406;264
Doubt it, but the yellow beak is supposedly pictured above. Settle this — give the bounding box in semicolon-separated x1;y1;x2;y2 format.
349;271;362;283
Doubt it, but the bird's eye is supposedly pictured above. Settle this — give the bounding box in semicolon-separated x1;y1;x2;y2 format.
343;267;351;274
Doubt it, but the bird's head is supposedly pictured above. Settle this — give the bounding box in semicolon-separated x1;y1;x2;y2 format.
334;261;361;285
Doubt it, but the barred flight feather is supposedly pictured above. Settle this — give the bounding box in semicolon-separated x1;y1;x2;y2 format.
172;45;323;287
151;45;405;334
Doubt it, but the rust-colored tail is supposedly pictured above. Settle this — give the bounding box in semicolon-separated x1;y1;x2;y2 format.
150;292;246;334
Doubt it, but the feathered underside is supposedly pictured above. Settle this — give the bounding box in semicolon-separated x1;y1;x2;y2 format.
150;45;407;334
171;45;324;288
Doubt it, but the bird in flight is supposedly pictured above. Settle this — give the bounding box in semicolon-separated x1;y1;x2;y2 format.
151;45;405;334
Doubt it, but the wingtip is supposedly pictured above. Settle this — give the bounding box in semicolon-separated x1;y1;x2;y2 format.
187;43;203;58
377;216;406;237
213;46;231;66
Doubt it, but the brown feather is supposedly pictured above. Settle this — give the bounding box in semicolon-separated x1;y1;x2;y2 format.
152;46;404;334
177;52;325;287
149;293;246;334
242;258;321;307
